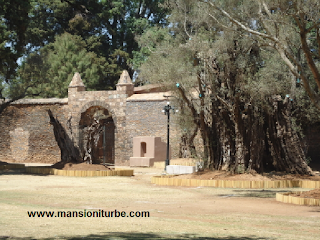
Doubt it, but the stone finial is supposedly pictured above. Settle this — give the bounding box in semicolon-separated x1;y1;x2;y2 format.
117;70;132;85
69;72;85;88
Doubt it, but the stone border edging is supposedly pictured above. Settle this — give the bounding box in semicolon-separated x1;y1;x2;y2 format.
151;175;320;189
25;167;134;177
276;192;320;206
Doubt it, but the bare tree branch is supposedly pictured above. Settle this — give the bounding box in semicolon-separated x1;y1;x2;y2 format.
293;15;320;91
183;11;192;39
207;13;234;31
258;1;273;37
202;0;279;43
0;85;41;116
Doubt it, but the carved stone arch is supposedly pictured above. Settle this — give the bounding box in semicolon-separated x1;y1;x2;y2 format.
76;100;117;164
75;100;117;127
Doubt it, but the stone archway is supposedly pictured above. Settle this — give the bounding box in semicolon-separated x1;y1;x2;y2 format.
79;105;115;165
75;100;117;127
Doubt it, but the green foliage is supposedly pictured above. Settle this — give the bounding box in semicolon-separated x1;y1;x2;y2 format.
6;51;48;99
0;80;8;99
0;0;31;81
47;33;101;97
2;0;169;99
245;51;292;101
130;26;173;73
17;33;109;98
139;0;320;117
1;0;169;101
138;0;320;172
23;0;169;89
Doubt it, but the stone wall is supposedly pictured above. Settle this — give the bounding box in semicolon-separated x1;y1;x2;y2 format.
125;97;180;159
0;102;67;163
0;97;184;165
0;72;185;165
67;90;129;165
65;72;133;165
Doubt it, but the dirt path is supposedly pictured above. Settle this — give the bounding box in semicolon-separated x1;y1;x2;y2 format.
0;166;319;239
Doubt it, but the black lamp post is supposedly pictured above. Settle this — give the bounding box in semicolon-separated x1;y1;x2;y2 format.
162;101;177;170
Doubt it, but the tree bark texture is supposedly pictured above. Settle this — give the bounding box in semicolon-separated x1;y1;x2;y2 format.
48;109;82;163
186;38;314;175
179;125;198;158
82;118;103;164
205;96;313;175
48;109;106;164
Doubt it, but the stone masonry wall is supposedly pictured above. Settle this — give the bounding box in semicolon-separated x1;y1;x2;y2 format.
0;103;67;163
0;72;188;165
0;96;197;165
125;100;180;159
67;88;130;165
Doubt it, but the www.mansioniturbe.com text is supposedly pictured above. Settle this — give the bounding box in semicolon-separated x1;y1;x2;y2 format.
27;209;150;218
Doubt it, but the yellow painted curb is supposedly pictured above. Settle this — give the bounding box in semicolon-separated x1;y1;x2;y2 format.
151;176;320;189
0;164;26;171
276;192;320;206
25;167;133;177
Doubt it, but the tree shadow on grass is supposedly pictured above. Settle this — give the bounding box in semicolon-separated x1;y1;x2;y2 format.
0;162;26;176
0;232;275;240
216;189;289;198
0;170;51;177
309;208;320;212
0;165;51;177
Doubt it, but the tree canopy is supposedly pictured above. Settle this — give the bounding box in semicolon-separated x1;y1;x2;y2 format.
136;0;318;174
22;0;169;90
199;0;320;110
0;0;169;101
0;0;31;82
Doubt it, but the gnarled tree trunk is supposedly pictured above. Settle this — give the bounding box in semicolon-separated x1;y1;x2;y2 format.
48;109;82;163
265;97;313;174
82;118;103;164
205;96;313;175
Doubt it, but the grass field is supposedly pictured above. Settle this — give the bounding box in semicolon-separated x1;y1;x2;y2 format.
0;168;319;240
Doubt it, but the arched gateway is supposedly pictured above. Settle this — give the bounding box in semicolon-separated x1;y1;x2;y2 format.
79;105;115;164
67;71;133;165
0;70;173;165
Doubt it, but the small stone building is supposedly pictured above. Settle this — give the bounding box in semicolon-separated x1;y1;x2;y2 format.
130;136;169;167
0;71;179;165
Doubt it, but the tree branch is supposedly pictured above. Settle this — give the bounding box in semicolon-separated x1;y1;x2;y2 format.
294;16;320;92
261;1;279;38
203;0;279;43
276;45;320;109
317;27;320;58
0;85;41;116
60;0;90;15
258;1;273;37
202;0;320;110
184;12;191;39
305;22;320;34
208;13;233;31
